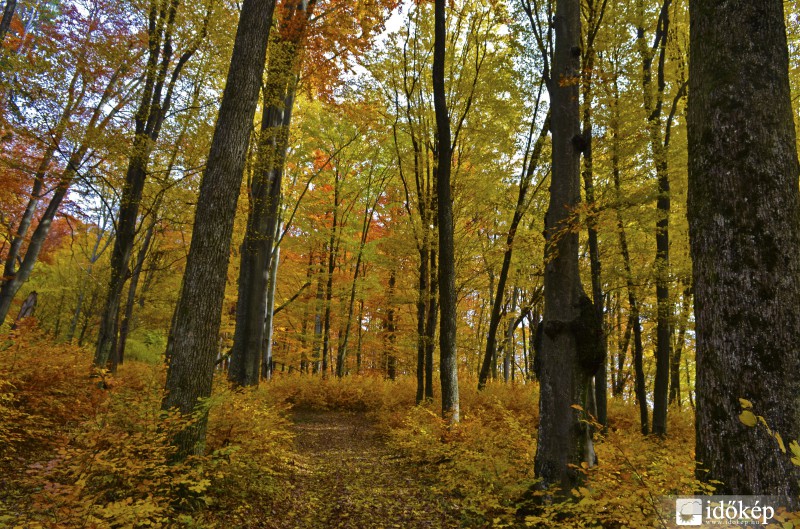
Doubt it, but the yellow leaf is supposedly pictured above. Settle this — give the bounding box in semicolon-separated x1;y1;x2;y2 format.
775;432;786;453
790;440;800;457
739;410;758;427
739;398;753;409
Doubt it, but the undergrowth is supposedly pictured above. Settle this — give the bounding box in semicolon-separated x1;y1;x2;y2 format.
0;324;759;528
0;322;295;528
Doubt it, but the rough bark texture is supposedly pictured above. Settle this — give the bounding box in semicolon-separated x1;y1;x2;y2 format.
162;0;275;459
533;0;592;491
580;0;608;427
96;0;207;369
688;0;800;502
229;0;310;386
433;0;459;424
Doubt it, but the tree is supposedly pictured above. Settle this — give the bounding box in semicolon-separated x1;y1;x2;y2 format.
94;0;211;370
228;0;313;386
688;0;800;501
0;0;141;326
433;0;459;424
532;0;598;491
162;0;276;458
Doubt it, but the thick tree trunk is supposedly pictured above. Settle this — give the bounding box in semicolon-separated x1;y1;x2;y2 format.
688;0;800;502
433;0;459;424
162;0;275;459
533;0;593;491
229;0;310;386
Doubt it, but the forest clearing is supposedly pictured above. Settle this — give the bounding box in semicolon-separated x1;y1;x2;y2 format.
2;0;800;526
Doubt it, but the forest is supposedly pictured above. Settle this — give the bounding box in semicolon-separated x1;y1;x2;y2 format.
1;0;800;526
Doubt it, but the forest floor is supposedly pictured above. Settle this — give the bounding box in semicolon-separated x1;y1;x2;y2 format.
266;410;463;528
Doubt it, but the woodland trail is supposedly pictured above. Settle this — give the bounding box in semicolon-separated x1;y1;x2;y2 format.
266;410;464;529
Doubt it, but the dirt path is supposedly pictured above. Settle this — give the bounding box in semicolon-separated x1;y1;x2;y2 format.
266;410;463;528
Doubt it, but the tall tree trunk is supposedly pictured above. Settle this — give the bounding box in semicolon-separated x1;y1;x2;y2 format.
433;0;459;424
336;175;383;377
96;0;208;369
321;179;339;379
533;0;593;491
262;242;280;381
386;270;397;380
581;0;609;428
610;67;649;434
424;246;437;400
637;0;681;437
312;263;324;374
668;285;690;405
162;0;275;459
688;0;800;501
229;0;310;386
415;245;428;403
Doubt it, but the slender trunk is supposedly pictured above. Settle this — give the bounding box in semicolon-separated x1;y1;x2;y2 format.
321;182;339;378
97;0;208;369
581;0;609;428
162;0;276;459
478;115;550;390
669;285;690;405
0;0;16;43
610;70;648;434
637;0;676;437
433;0;459;424
387;270;397;380
262;243;280;381
415;246;428;403
424;247;437;400
336;181;381;377
312;261;324;374
115;214;157;370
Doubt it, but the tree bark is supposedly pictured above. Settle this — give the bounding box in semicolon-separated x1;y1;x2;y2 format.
581;0;608;427
688;0;800;502
433;0;459;424
533;0;593;491
96;0;208;369
162;0;275;459
229;0;311;386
